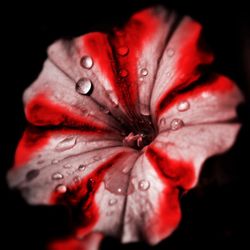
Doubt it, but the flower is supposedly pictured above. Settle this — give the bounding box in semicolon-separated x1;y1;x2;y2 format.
7;6;243;250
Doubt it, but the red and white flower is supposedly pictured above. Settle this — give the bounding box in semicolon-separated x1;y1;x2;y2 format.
7;6;243;250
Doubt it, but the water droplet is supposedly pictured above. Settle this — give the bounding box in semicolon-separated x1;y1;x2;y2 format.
26;169;40;182
117;46;129;56
140;103;150;116
55;184;67;193
52;159;59;164
78;164;86;171
52;172;64;180
170;118;184;130
106;211;114;216
80;56;94;69
55;136;77;152
76;78;93;95
73;176;80;184
93;156;101;161
37;160;45;164
177;100;190;112
119;69;128;77
122;166;131;174
140;68;148;76
107;91;118;107
63;164;72;169
108;198;118;206
159;117;166;126
167;48;175;57
100;106;110;114
138;180;150;191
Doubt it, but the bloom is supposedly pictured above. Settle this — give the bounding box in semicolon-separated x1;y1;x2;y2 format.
7;5;243;249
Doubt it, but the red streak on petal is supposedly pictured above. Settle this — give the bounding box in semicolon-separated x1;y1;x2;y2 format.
26;94;106;130
157;74;234;118
14;128;110;168
82;9;159;113
146;145;195;237
48;237;85;250
50;152;128;237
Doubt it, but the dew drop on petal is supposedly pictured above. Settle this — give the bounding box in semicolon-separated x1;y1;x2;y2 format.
73;176;80;184
76;78;93;95
177;100;190;112
52;172;64;180
55;184;67;193
63;164;72;169
80;56;94;69
119;69;128;77
55;136;77;152
26;169;40;182
138;180;150;191
159;117;166;126
117;46;129;56
51;159;59;164
108;198;118;206
140;68;148;76
170;118;184;130
78;164;86;171
167;48;175;57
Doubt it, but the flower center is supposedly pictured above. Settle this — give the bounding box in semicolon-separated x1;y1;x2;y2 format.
122;115;156;150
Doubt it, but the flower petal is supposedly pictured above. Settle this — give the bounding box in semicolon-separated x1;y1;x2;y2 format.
24;60;120;131
151;16;214;121
48;233;103;250
156;74;244;132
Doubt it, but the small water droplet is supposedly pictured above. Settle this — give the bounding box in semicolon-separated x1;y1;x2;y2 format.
78;164;86;171
108;198;118;206
119;69;128;77
52;172;64;180
93;156;101;161
107;91;118;107
63;164;72;169
122;166;131;174
138;180;150;191
140;68;148;76
26;169;40;182
167;48;175;57
80;56;94;69
73;176;80;184
100;106;110;114
117;46;129;56
106;211;114;216
170;118;184;130
52;159;59;164
55;184;67;193
76;78;93;95
55;136;77;152
159;117;166;126
37;160;45;164
177;100;190;112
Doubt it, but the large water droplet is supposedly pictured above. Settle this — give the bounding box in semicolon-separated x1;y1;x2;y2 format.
76;78;93;95
26;169;40;182
119;69;128;78
55;136;77;152
177;100;190;112
117;46;129;56
78;164;86;171
170;118;184;130
52;172;64;180
167;48;175;57
80;56;94;69
108;198;118;206
138;180;150;191
140;68;148;76
55;184;67;193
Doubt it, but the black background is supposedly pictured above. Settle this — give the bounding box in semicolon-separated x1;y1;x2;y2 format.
1;0;249;249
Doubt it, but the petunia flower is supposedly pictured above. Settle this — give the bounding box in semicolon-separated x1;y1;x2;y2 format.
7;6;244;250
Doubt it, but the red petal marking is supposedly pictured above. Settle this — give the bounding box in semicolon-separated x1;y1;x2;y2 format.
157;74;235;118
26;94;108;129
145;145;195;238
82;9;160;114
48;233;103;250
50;152;128;238
146;145;195;189
14;127;114;168
152;18;214;119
